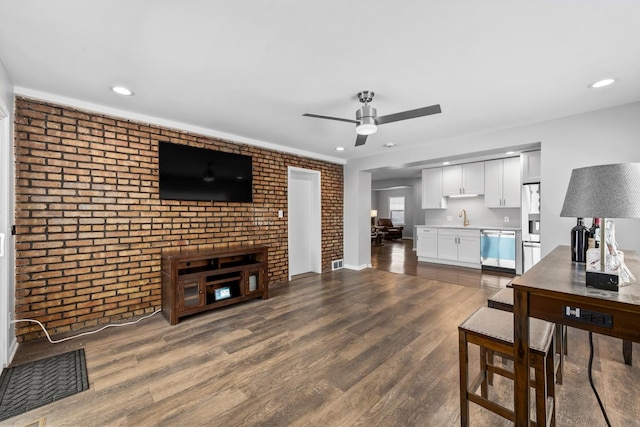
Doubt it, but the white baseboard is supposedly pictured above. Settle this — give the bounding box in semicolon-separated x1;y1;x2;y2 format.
344;263;371;271
417;256;481;270
7;336;18;367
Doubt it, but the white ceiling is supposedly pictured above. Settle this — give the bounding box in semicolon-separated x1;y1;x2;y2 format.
2;1;640;169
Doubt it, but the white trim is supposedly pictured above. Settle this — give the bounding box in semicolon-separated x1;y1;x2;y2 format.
344;263;372;270
417;256;481;269
14;86;346;166
287;167;322;280
7;341;18;367
0;101;13;368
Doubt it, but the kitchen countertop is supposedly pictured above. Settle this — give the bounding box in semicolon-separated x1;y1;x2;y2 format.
418;224;522;231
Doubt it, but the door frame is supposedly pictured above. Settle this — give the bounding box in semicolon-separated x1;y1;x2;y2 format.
287;166;322;280
0;102;12;368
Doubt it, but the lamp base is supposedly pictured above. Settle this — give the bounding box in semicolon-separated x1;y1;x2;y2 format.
586;270;619;292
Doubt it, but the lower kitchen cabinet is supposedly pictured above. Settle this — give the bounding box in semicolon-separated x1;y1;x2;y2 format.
457;230;481;264
416;227;438;258
417;226;481;268
437;228;480;264
436;229;458;261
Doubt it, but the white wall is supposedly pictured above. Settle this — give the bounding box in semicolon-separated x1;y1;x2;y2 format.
344;169;372;270
538;103;640;256
0;56;16;367
425;197;521;229
345;102;640;268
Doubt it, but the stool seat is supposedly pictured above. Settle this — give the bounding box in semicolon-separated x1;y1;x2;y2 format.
487;287;513;305
459;307;554;353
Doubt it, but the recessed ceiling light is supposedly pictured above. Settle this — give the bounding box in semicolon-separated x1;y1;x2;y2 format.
442;161;450;165
110;85;134;96
335;147;345;151
588;78;616;89
505;151;515;155
383;143;395;148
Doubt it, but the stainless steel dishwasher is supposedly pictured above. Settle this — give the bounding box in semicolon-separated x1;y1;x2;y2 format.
480;230;516;273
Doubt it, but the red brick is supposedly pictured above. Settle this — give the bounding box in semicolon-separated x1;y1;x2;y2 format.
14;97;343;342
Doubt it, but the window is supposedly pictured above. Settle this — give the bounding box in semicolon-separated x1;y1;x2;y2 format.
389;196;405;226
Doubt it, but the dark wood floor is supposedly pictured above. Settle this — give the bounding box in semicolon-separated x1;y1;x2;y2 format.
6;241;639;426
372;238;515;289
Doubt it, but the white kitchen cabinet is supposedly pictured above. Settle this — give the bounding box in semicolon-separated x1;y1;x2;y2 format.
442;162;485;196
437;228;480;264
457;229;481;264
416;227;438;258
484;157;521;208
437;228;458;261
421;168;447;209
521;150;541;184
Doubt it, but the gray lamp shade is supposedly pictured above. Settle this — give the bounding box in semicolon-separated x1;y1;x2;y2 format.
560;163;640;218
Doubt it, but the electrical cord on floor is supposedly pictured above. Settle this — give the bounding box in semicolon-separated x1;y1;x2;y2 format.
588;331;612;427
10;309;162;344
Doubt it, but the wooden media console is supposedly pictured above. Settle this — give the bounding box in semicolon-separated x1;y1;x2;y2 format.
161;245;268;325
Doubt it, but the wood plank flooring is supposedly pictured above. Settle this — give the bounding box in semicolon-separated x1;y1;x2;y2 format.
372;239;514;289
6;241;639;426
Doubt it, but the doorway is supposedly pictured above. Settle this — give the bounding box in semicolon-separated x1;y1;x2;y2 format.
287;167;321;279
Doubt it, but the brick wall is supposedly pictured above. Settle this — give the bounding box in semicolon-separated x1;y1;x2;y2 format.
14;97;344;342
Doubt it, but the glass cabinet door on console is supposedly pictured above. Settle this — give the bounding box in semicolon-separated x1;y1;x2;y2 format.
178;279;204;310
245;268;265;295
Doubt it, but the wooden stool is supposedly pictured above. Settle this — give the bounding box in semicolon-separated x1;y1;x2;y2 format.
459;307;556;426
488;287;566;385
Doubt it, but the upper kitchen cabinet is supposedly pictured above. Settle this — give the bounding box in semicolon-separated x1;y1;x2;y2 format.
484;157;521;208
442;162;485;196
421;168;447;209
521;150;541;183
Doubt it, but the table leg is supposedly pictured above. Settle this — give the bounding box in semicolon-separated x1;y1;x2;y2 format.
513;287;531;426
623;340;633;365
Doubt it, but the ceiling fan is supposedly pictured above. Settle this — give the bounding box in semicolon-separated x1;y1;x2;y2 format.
303;91;441;146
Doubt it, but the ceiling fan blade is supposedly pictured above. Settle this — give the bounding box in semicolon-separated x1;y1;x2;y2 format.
377;104;442;125
355;134;368;146
303;113;359;124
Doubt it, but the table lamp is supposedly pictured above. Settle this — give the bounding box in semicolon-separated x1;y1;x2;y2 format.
560;163;640;290
371;209;378;227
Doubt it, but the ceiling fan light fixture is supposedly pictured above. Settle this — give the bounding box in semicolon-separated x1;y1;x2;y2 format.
356;104;378;135
356;120;377;135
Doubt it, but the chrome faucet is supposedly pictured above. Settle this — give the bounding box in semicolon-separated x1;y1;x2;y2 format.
459;209;469;226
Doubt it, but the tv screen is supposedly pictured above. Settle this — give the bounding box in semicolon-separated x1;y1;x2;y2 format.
158;141;253;202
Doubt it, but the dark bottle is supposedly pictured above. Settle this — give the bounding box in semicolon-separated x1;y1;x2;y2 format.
588;217;601;249
571;217;588;263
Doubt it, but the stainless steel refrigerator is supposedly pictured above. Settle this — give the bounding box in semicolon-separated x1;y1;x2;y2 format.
521;183;541;272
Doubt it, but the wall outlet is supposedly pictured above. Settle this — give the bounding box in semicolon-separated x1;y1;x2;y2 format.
447;216;453;222
504;216;509;222
278;210;283;218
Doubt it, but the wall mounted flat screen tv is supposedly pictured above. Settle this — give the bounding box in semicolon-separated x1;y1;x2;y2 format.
158;141;253;202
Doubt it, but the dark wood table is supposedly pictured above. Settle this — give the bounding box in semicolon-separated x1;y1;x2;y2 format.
511;245;640;426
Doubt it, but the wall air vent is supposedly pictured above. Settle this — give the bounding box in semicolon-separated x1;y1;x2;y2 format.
332;259;344;271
